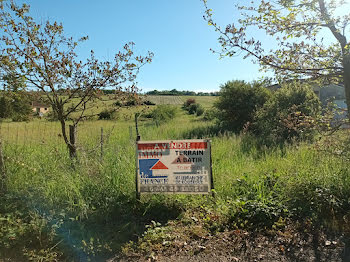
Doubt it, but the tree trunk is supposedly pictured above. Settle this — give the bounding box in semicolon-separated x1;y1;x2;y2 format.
58;117;77;159
69;125;77;159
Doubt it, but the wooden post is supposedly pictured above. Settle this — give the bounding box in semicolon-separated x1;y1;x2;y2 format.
69;125;77;159
100;127;104;162
208;139;215;197
0;139;7;194
135;113;141;200
135;113;140;141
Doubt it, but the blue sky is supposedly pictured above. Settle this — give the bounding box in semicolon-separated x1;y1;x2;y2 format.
23;0;264;92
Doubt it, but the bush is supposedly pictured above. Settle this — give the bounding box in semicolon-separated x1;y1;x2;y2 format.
125;95;141;107
251;83;321;146
143;100;156;106
151;105;177;125
183;98;196;109
196;105;204;116
183;102;205;116
0;96;13;119
98;109;116;120
114;101;122;107
0;92;32;121
203;109;218;121
215;80;271;132
188;103;198;114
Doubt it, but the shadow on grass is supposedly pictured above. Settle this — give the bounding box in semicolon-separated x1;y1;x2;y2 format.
0;193;183;262
52;194;183;261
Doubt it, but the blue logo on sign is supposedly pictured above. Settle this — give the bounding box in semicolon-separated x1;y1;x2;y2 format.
139;159;168;178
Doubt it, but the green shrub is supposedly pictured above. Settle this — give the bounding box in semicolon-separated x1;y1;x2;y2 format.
196;105;204;116
203;109;218;121
215;80;271;132
124;95;140;106
0;92;32;121
183;98;196;109
98;109;116;120
143;100;156;106
184;103;204;116
114;101;122;107
0;96;13;119
251;83;321;146
151;105;177;125
188;103;198;114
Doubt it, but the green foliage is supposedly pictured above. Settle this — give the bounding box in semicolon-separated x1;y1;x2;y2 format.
1;107;350;260
0;196;62;261
98;109;116;120
227;172;288;228
0;92;32;122
202;0;349;90
203;108;218;121
0;96;12;119
143;100;156;106
0;2;153;157
195;105;204;116
188;103;200;115
124;96;139;106
114;101;122;107
215;80;271;132
151;105;177;125
183;98;196;108
251;83;321;146
182;99;205;116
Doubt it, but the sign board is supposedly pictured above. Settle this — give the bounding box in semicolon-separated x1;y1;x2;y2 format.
136;139;213;194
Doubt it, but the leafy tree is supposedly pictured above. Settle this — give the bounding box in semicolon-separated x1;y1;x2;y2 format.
0;2;153;157
251;82;321;146
215;80;271;132
203;0;350;120
0;72;32;121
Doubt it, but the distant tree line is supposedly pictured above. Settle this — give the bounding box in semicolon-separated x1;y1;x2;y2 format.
144;89;219;96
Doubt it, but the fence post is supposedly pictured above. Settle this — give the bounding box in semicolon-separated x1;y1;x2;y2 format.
69;125;77;159
0;139;7;194
135;114;141;200
135;113;140;141
100;127;104;162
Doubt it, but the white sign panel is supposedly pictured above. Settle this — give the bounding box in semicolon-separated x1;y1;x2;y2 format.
136;139;212;194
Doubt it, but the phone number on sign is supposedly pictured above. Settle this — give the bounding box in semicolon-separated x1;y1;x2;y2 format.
140;185;209;193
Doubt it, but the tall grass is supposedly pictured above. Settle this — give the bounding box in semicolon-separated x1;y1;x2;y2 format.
0;111;349;261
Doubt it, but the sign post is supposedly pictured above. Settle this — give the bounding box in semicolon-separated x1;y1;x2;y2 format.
136;139;213;195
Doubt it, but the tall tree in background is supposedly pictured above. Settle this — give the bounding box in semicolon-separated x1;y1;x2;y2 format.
203;0;350;120
0;2;153;157
0;72;32;121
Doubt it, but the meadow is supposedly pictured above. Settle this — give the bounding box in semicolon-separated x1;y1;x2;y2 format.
0;96;349;261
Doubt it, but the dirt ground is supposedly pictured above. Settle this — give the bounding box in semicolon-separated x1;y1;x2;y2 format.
112;225;350;262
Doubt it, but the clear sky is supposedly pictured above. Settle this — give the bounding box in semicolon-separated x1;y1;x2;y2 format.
20;0;264;93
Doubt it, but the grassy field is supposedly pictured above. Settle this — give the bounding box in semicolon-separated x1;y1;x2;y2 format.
179;95;217;108
0;99;349;261
144;95;217;109
51;95;216;120
145;95;183;105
